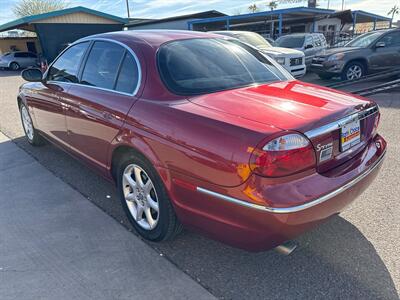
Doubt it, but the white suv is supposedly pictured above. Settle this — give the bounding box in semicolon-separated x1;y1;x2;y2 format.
212;31;306;78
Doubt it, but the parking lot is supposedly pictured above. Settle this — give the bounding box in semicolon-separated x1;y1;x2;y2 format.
0;69;399;299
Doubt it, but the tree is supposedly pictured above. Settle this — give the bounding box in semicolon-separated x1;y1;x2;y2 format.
388;5;399;25
248;4;260;13
267;1;278;11
13;0;70;18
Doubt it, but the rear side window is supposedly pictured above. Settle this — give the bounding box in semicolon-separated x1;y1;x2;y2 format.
27;52;37;58
313;35;322;47
81;41;125;90
115;53;140;94
47;42;89;83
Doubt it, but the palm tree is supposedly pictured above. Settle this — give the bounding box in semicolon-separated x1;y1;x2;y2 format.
267;1;278;11
248;4;259;13
388;5;399;26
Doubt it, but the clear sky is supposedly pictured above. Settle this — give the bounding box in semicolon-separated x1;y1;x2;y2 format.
0;0;399;24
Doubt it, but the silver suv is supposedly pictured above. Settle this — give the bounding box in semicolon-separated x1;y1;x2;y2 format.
275;33;327;66
0;51;38;70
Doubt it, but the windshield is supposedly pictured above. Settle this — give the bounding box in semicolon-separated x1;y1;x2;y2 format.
158;38;289;96
276;36;305;48
234;32;272;49
346;31;385;47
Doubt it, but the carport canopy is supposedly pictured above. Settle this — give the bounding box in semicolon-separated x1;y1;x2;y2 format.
188;6;392;35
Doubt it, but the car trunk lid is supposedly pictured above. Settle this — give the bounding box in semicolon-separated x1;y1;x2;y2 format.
188;80;378;173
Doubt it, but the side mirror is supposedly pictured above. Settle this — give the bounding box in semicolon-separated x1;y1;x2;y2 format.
305;44;314;49
375;42;386;48
21;68;43;82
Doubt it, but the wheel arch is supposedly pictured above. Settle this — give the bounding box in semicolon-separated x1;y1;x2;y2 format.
344;58;368;72
109;140;171;190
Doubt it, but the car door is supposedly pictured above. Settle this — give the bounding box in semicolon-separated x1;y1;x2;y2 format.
31;42;90;145
369;31;400;71
63;40;142;174
304;35;315;65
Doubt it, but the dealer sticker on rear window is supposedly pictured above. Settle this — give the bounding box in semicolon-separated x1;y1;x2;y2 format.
341;119;361;152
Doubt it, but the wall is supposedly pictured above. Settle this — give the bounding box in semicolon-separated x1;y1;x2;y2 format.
128;18;197;30
34;23;124;61
0;38;41;55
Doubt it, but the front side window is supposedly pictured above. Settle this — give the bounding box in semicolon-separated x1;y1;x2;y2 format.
379;32;400;47
47;42;89;83
81;41;125;90
158;38;288;95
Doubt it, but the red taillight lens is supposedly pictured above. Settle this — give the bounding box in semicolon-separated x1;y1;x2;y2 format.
250;133;316;177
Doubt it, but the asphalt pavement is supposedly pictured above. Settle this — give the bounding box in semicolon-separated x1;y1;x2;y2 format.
0;70;399;299
0;132;214;300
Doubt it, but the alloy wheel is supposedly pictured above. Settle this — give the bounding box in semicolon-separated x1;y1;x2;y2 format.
21;106;34;141
122;164;159;230
346;65;363;80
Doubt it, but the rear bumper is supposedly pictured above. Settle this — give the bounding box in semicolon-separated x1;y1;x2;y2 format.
170;134;386;251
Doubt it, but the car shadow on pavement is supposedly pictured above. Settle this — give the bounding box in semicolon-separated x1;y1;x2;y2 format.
8;136;399;300
0;70;20;77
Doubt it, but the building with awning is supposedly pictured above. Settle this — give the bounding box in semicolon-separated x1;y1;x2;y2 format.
0;6;126;60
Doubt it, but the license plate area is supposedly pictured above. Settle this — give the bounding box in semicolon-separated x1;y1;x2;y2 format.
340;119;361;152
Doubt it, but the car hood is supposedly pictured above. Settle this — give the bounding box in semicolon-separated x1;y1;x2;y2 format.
259;47;304;56
319;47;362;56
187;80;373;133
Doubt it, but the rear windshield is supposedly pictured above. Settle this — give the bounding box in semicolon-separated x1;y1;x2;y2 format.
158;38;288;95
276;36;305;48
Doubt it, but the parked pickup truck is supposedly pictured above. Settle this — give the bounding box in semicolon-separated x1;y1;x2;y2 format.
310;29;400;80
213;31;306;78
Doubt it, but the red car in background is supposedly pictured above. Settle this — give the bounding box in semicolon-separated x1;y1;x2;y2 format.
18;30;386;252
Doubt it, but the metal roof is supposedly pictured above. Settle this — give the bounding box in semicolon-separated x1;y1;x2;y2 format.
0;6;127;32
126;10;226;28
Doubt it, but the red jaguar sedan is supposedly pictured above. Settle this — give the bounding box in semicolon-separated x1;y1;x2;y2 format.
18;30;386;252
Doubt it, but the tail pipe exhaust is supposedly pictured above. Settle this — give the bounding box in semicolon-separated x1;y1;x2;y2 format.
274;241;298;255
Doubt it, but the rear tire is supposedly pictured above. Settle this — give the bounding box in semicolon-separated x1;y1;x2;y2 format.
117;152;182;242
9;62;20;71
19;103;44;146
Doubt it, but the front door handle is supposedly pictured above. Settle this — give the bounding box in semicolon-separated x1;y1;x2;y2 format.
102;111;113;120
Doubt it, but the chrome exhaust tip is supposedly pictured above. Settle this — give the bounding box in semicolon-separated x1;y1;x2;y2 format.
274;241;298;255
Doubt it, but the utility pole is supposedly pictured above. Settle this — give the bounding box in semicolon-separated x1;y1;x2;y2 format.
126;0;130;18
342;0;345;10
327;0;330;9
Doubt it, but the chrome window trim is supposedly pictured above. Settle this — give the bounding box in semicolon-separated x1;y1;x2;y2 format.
305;105;379;139
44;37;142;97
197;149;386;214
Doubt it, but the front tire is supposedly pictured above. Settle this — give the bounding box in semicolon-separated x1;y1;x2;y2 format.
342;62;365;81
117;153;182;242
20;103;44;146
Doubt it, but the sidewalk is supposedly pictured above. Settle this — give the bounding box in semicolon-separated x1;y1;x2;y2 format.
0;133;214;300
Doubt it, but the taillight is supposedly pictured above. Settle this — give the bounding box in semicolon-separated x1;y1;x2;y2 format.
250;133;316;177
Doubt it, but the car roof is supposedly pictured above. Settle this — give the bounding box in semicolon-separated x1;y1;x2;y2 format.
79;30;224;48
